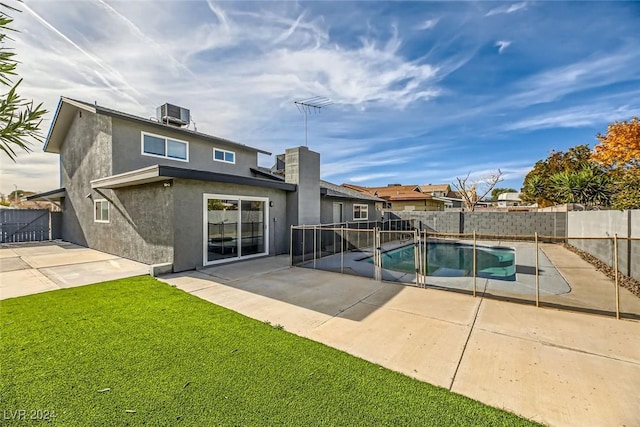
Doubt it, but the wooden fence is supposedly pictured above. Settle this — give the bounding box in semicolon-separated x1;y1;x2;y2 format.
0;209;62;243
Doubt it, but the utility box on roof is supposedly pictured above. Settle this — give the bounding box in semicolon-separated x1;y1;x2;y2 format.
156;103;190;127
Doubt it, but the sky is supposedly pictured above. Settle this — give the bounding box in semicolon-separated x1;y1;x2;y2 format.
2;0;640;196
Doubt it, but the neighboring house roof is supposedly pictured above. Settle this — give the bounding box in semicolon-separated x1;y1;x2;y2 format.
89;165;296;191
341;183;447;203
320;181;385;202
419;184;451;194
44;97;271;155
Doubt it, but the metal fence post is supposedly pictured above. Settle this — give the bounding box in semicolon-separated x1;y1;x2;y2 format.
289;225;294;267
313;225;317;269
302;225;306;263
614;234;620;320
535;232;540;307
424;229;428;287
473;231;477;297
340;226;344;274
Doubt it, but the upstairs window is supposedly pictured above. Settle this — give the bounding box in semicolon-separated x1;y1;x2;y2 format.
94;200;109;223
141;132;188;161
353;204;368;220
213;148;235;164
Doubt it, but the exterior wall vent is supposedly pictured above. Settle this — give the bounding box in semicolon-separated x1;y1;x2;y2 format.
156;103;190;127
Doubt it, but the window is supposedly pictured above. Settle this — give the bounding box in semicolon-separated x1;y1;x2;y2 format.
141;132;188;161
94;200;109;223
213;148;235;164
353;204;368;220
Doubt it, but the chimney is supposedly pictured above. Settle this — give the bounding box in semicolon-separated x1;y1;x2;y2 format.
285;146;320;226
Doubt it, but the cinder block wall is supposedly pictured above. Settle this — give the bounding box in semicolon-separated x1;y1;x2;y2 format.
462;212;566;237
386;211;461;233
568;210;638;280
389;211;567;237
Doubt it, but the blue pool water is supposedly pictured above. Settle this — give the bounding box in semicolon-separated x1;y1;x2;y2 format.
366;242;516;281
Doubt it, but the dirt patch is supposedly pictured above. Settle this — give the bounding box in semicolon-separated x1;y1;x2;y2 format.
563;243;640;298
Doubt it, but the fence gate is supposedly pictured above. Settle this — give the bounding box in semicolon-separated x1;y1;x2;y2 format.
0;209;53;243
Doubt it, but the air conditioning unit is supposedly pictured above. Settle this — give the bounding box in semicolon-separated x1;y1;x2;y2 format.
156;103;190;127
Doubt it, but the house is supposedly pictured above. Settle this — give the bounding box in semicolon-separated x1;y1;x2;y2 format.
497;192;523;207
343;183;445;211
28;97;382;272
418;184;452;198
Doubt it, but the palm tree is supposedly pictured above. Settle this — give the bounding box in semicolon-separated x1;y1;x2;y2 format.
551;166;612;208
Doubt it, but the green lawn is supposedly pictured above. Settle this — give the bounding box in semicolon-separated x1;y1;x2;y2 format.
1;276;539;426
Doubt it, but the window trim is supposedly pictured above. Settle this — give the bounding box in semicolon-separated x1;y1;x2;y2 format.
213;147;236;164
353;203;369;221
141;131;189;162
94;199;110;223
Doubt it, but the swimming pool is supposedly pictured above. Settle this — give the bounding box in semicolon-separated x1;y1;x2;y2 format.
366;242;516;281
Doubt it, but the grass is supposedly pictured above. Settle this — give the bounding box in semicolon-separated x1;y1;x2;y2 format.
1;276;539;426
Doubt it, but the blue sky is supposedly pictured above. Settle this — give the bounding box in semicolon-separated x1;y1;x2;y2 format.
2;0;639;195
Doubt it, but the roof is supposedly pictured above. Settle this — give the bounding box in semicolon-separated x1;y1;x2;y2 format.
90;165;296;191
26;188;67;201
419;184;451;193
320;181;385;202
44;97;271;155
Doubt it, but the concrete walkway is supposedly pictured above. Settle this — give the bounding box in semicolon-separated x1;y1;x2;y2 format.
161;256;640;427
0;241;149;300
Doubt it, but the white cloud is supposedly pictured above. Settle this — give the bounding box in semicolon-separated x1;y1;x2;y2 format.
485;3;528;17
505;104;640;131
2;1;444;194
347;172;399;183
495;40;511;54
415;18;439;31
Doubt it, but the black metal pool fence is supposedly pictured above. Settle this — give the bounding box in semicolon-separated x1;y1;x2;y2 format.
290;219;639;320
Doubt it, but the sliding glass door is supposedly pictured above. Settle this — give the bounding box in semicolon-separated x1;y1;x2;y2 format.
204;194;268;265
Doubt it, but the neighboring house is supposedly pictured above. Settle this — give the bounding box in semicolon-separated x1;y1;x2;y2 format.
343;184;445;211
28;97;377;272
418;184;451;198
497;192;523;207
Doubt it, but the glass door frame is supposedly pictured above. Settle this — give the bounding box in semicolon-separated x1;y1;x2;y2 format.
202;193;269;266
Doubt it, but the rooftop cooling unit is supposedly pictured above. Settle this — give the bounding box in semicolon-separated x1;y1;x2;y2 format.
156;103;190;127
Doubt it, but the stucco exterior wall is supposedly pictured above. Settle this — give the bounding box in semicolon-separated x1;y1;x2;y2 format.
59;111;174;265
110;117;259;176
60;110;113;247
171;179;288;272
320;198;379;223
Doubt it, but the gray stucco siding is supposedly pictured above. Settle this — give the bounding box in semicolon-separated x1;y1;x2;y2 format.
171;179;288;272
320;197;379;223
110;117;258;176
60;110;113;247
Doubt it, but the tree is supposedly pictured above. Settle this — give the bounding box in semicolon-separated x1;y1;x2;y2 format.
591;117;640;209
609;167;640;209
520;145;593;206
0;5;47;161
592;117;640;168
550;166;611;207
491;187;516;200
452;169;503;212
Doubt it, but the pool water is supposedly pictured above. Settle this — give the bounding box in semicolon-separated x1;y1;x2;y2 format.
367;242;516;281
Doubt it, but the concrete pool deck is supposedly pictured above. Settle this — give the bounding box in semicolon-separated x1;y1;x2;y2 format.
298;239;640;319
161;251;640;427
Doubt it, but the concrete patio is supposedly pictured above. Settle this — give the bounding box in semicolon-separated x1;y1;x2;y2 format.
161;254;640;427
0;241;149;300
2;241;638;425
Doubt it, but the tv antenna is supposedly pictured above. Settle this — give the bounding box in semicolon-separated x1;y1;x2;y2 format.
294;96;333;146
